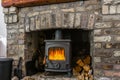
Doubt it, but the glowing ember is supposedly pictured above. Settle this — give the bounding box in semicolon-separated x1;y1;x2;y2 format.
49;47;65;61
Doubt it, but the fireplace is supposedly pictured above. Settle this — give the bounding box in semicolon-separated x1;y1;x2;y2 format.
44;30;71;76
4;0;120;79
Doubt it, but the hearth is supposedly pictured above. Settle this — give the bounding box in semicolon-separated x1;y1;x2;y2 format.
44;30;71;76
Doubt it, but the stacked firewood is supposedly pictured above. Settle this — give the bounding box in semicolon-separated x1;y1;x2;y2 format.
73;55;93;80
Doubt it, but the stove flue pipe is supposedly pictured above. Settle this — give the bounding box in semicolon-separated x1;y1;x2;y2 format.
55;30;62;40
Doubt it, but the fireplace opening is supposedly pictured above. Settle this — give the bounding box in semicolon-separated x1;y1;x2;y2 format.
25;29;92;77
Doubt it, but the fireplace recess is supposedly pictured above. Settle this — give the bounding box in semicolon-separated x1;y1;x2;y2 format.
44;30;71;75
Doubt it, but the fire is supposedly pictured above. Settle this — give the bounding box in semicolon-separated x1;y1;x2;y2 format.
49;47;65;61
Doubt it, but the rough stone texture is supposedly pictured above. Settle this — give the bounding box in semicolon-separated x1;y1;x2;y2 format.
95;22;112;29
102;5;109;14
110;5;116;14
117;5;120;13
94;57;101;62
94;36;111;42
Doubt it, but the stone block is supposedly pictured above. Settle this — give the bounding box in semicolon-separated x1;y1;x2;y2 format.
110;5;116;14
103;0;113;4
13;14;18;23
94;43;102;48
114;65;120;70
81;13;88;29
103;15;120;21
95;63;113;70
114;36;120;42
40;10;52;14
19;18;25;28
30;17;35;31
55;13;62;28
4;15;8;23
95;22;112;28
74;13;81;28
40;14;46;29
27;12;39;17
94;29;102;35
98;77;111;80
9;6;17;14
114;51;120;57
68;13;74;28
94;69;104;77
94;36;111;42
94;50;112;57
3;8;9;14
25;18;30;32
117;5;120;13
114;0;120;4
102;5;109;14
61;8;75;12
75;7;86;12
94;57;101;62
62;13;74;28
7;29;18;34
35;16;41;30
104;71;120;77
114;21;120;27
88;14;95;29
8;15;13;24
8;24;19;29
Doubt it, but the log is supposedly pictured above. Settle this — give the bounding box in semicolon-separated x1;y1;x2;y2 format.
83;65;90;72
83;55;91;65
76;59;84;67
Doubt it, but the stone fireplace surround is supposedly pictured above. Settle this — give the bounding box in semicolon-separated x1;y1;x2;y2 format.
3;0;120;79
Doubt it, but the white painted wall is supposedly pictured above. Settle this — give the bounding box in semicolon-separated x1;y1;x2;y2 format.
0;0;7;57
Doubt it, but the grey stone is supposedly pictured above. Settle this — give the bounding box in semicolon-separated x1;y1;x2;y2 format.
94;36;111;42
40;14;46;29
46;14;52;28
115;36;120;41
98;77;111;80
103;0;113;4
102;5;109;14
8;15;13;23
94;29;102;35
27;12;39;17
74;13;81;28
75;7;86;12
4;15;8;23
94;57;101;62
3;8;9;14
61;8;75;12
35;16;41;30
13;14;18;23
114;51;120;57
94;43;102;48
95;22;112;28
25;18;30;32
117;5;120;13
88;14;95;29
110;5;116;14
62;13;74;28
19;18;25;28
103;15;120;21
9;6;18;14
68;13;74;28
81;13;88;29
30;17;35;31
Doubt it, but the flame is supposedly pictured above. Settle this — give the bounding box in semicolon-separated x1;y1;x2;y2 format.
49;47;65;60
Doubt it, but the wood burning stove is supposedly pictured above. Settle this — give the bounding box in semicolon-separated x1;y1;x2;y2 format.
44;30;71;76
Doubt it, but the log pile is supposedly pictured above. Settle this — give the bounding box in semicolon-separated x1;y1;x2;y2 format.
73;55;93;80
